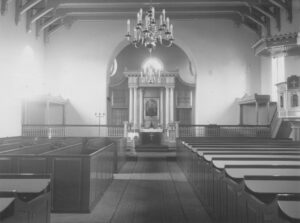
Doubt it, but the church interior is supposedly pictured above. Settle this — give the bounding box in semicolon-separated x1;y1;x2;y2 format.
1;0;300;222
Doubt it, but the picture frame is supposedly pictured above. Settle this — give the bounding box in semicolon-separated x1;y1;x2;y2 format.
144;98;159;119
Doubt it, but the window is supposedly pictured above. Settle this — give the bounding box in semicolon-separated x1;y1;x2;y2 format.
291;94;298;107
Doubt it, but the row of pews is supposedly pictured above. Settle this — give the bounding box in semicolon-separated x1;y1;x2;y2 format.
177;137;300;223
0;136;127;222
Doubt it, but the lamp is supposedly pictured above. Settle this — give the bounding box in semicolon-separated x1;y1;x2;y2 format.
125;6;174;53
95;112;105;137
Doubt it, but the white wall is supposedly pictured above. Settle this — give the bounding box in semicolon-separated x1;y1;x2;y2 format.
45;19;261;125
173;20;261;124
0;1;45;137
45;21;123;125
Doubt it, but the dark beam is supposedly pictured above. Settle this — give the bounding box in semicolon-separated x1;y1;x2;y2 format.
61;13;242;22
14;0;21;25
38;16;62;35
273;5;281;31
52;0;253;9
269;0;292;22
30;7;54;24
1;0;11;15
243;17;261;35
44;20;64;43
20;0;42;15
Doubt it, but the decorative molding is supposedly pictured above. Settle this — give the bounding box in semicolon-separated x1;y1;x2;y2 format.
238;93;270;105
252;32;300;56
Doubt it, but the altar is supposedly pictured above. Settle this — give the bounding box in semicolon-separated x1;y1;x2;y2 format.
140;128;163;145
114;58;194;147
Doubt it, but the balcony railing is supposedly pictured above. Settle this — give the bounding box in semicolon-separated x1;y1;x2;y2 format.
22;125;124;138
179;124;271;138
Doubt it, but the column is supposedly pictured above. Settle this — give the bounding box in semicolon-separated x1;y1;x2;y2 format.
46;101;50;138
62;105;66;125
139;88;143;127
129;87;133;123
267;101;270;123
170;87;174;122
46;101;50;125
165;87;170;127
160;88;164;126
239;105;243;125
255;102;259;125
133;87;138;128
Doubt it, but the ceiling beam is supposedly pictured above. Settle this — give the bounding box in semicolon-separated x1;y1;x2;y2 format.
53;6;268;35
1;0;13;15
268;0;292;22
55;9;245;20
50;0;258;9
38;16;62;35
54;6;250;15
44;21;64;43
251;5;280;31
14;0;22;25
30;7;54;24
20;0;42;15
61;13;242;22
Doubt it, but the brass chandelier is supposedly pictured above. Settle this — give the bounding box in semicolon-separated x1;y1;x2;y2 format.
125;6;174;52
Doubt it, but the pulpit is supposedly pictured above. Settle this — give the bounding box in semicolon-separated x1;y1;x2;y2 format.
277;75;300;141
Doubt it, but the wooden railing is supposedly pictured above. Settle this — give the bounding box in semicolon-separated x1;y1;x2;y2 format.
270;107;282;138
22;125;124;138
179;124;271;138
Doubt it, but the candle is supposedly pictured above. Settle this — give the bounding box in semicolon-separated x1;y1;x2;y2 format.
160;14;163;26
166;17;170;30
134;28;137;39
140;8;143;20
152;7;155;19
170;24;173;35
127;19;130;33
162;9;165;22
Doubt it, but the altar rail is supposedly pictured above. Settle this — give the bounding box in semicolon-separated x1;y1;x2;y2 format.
179;125;271;138
22;125;124;138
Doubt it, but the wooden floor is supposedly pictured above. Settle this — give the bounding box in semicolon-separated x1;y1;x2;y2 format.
51;152;212;223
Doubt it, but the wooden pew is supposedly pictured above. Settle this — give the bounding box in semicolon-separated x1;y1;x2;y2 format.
224;165;300;223
0;143;22;153
176;141;300;222
276;195;300;223
0;174;51;223
0;138;121;213
209;158;300;222
0;198;15;222
42;142;115;212
187;143;300;148
238;176;300;223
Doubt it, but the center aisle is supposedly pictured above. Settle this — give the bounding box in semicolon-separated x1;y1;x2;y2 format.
51;153;212;223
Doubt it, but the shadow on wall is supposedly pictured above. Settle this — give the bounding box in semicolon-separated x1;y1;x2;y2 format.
65;102;85;124
217;100;240;125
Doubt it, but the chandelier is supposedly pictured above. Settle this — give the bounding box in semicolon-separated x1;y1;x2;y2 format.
125;6;174;52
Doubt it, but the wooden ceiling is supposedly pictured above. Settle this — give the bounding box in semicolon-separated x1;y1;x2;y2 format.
1;0;293;41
